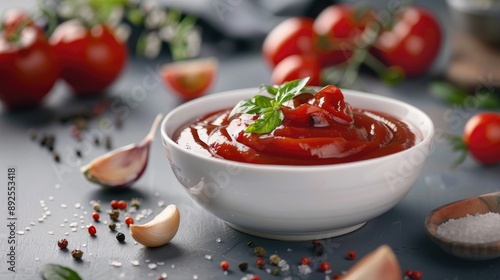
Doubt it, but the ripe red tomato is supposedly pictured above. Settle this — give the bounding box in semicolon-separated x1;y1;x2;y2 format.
313;4;374;67
160;57;217;101
0;16;59;110
262;17;316;68
50;20;127;96
271;54;321;86
463;113;500;165
371;7;441;77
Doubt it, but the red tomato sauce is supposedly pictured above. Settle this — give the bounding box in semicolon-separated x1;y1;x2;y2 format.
174;86;417;165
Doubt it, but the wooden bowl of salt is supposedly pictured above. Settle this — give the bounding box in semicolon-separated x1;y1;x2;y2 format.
425;192;500;260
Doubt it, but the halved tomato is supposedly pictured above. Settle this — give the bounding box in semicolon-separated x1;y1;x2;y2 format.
160;57;218;101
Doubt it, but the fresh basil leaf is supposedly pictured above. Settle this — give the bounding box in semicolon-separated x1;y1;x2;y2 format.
275;77;309;104
253;95;273;108
229;95;273;117
40;264;82;280
261;85;279;96
245;108;284;134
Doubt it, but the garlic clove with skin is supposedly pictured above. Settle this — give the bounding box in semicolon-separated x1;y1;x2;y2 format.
80;113;163;188
129;204;180;247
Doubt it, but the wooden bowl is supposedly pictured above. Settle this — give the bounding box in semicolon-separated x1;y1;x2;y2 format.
425;192;500;260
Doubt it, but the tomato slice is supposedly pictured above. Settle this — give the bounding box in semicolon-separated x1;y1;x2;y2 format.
160;57;218;101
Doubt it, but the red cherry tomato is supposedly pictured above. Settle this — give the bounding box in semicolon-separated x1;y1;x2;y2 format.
463;112;500;165
371;6;441;77
262;17;316;68
271;54;321;86
160;57;217;101
50;20;127;96
0;14;59;110
313;4;374;67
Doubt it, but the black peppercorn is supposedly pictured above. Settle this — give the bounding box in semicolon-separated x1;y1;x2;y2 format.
108;223;116;231
246;241;256;248
238;262;248;272
313;244;324;256
116;232;125;242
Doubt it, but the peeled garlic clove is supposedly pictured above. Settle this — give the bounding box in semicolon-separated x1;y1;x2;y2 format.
129;204;180;247
80;114;163;188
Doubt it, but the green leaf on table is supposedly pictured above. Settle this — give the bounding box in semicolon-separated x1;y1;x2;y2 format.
40;264;82;280
229;77;310;133
430;81;467;105
475;90;500;109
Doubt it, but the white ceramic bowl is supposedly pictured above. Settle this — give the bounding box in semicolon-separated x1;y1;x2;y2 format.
161;88;434;241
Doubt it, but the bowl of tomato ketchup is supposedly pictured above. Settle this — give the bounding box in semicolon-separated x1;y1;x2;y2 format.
161;84;434;241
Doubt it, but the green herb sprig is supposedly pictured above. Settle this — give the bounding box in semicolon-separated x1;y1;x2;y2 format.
40;264;82;280
229;77;310;134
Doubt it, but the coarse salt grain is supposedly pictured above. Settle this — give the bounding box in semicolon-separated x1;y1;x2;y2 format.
437;212;500;243
148;263;157;269
111;261;122;267
131;260;140;266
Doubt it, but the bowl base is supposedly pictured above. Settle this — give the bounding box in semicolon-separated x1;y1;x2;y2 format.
225;222;366;241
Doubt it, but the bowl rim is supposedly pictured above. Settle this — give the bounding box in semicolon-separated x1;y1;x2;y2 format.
161;87;435;171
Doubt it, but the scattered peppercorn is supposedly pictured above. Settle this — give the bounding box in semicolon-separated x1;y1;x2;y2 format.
92;212;100;221
94;136;100;146
246;241;256;248
412;270;422;280
253;246;266;257
57;238;68;249
110;200;119;209
256;257;265;269
109;209;119;221
105;135;112;150
300;257;310;266
220;260;229;271
125;216;134;226
116;232;125;242
238;262;248;272
92;202;101;212
313;244;324;256
311;240;321;248
405;269;414;278
345;250;356;260
332;274;342;279
108;223;116;231
271;268;280;276
319;261;331;273
131;198;141;208
251;275;261;280
117;200;127;210
75;149;82;157
269;254;281;266
53;152;60;163
88;225;97;236
71;249;83;259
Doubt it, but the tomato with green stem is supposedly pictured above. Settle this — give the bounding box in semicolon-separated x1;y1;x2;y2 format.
0;12;60;110
313;4;375;67
50;20;127;97
370;6;442;77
